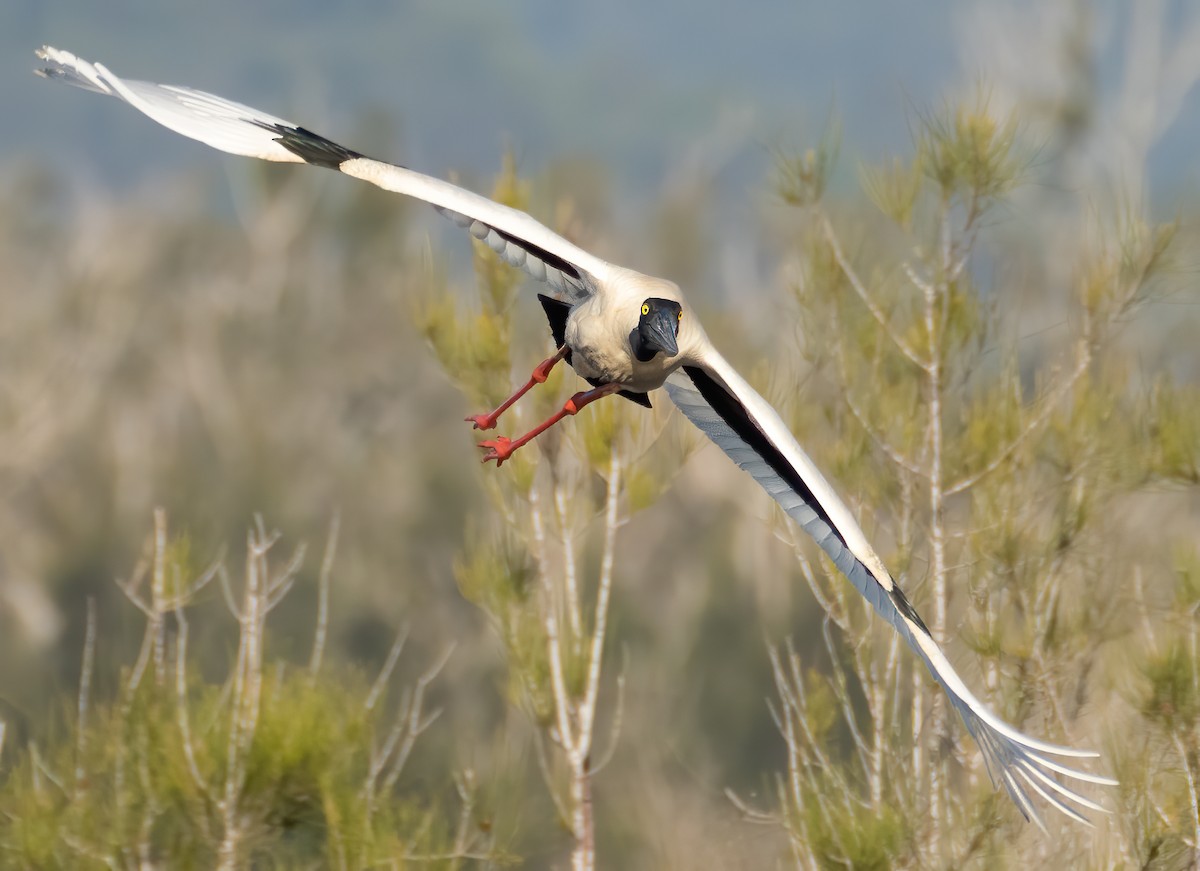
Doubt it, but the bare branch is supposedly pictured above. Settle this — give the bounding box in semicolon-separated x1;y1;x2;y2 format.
449;769;485;863
114;559;153;617
32;743;67;795
174;559;222;608
820;212;927;369
590;652;627;775
219;522;273;870
365;688;412;805
267;543;307;598
309;509;341;676
786;524;848;631
381;644;455;794
1173;732;1200;857
75;597;97;796
829;320;926;478
871;628;902;807
553;480;584;644
902;261;937;299
821;619;872;784
365;625;410;713
61;832;118;870
723;787;779;824
578;448;621;756
532;728;573;827
946;344;1091;496
769;641;842;794
923;202;951;849
173;607;213;799
530;485;576;752
151;508;168;685
265;576;298;612
249;515;281;556
217;565;242;621
417;642;457;700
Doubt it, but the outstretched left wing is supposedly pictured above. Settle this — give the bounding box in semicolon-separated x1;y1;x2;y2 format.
35;46;607;304
665;347;1115;829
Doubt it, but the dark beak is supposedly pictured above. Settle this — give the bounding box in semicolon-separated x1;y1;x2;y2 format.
643;309;679;357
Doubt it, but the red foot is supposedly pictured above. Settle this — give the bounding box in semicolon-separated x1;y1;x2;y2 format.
465;413;498;431
478;436;515;466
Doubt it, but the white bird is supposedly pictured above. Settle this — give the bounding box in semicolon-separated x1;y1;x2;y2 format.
36;46;1115;828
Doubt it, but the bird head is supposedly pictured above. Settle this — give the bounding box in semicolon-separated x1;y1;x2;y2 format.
633;297;682;361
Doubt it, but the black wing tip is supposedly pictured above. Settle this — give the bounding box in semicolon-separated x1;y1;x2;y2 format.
250;121;363;169
889;584;930;635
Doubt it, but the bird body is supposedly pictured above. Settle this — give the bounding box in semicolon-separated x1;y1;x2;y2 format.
564;269;698;392
35;45;1115;828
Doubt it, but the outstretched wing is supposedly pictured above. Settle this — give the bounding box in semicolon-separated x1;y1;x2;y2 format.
665;348;1115;829
35;46;607;304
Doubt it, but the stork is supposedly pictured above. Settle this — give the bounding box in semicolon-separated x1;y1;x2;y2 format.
35;46;1115;828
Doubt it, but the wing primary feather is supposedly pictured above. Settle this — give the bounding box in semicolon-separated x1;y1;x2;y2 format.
681;364;845;548
35;47;111;95
250;121;364;170
36;46;609;302
888;583;931;636
1015;759;1108;813
665;354;1113;827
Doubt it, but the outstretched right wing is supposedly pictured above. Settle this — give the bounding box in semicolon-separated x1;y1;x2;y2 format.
666;346;1116;829
36;46;607;304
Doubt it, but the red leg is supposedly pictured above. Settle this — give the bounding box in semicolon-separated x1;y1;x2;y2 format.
479;382;621;466
466;346;569;431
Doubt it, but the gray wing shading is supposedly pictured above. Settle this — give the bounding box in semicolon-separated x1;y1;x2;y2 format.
35;46;607;305
665;354;1115;830
434;208;595;302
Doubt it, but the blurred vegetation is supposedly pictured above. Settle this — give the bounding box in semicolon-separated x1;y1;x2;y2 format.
1;512;500;868
2;32;1199;871
756;90;1199;868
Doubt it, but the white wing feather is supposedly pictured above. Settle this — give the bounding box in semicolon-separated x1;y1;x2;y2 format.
36;47;303;161
666;348;1115;829
35;46;610;301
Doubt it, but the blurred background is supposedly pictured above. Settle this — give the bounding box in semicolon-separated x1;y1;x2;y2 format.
2;1;1199;867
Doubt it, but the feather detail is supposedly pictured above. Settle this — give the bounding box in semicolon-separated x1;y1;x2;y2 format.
665;350;1114;829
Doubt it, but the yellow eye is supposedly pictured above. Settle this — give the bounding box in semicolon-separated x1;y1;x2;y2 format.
678;310;684;320
641;303;650;316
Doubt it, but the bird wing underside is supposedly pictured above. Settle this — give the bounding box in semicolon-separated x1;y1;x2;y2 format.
35;46;606;306
664;357;1113;829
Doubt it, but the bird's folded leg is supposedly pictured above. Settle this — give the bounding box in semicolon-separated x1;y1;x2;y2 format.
466;346;569;431
479;382;621;466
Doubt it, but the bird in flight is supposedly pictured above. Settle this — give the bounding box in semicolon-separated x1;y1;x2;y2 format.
36;46;1114;828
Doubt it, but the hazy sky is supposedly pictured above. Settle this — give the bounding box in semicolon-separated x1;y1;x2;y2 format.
4;0;1199;211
